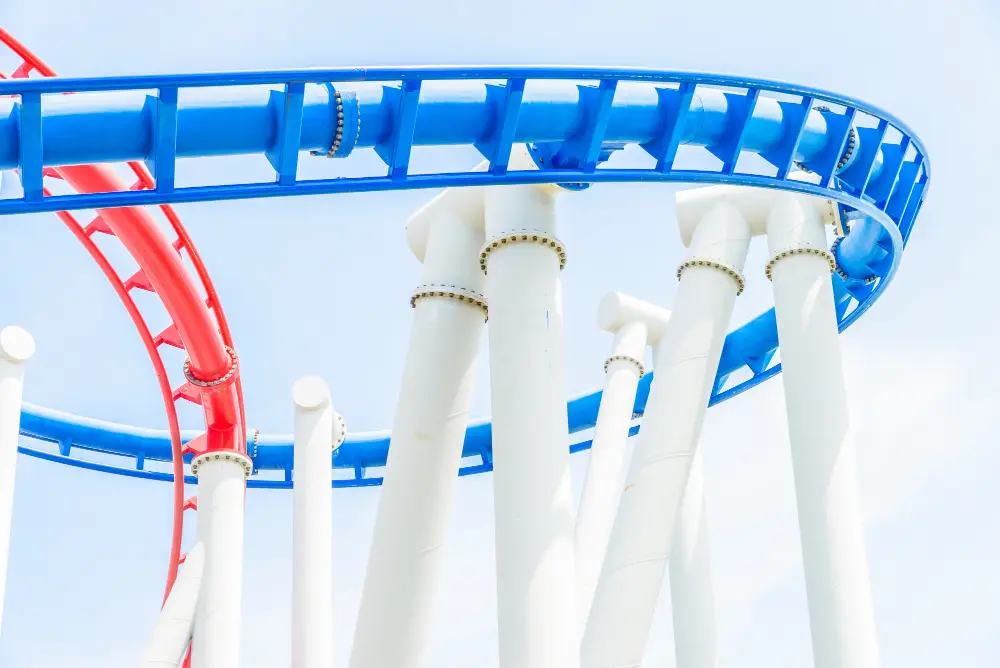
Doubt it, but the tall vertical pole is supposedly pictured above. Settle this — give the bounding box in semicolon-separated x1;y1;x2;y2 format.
191;450;251;668
765;193;880;668
350;201;487;668
292;377;342;668
575;292;670;628
140;543;205;668
0;325;33;637
669;452;718;668
484;184;578;668
582;201;749;668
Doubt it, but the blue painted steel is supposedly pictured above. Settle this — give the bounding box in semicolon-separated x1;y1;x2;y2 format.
144;87;178;192
0;66;929;489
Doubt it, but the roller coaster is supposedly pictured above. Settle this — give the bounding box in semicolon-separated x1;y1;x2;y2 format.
0;25;928;668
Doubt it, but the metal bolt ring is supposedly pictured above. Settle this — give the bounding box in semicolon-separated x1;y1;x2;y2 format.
190;451;253;479
604;354;645;379
479;231;567;274
765;246;837;280
183;346;239;388
676;257;746;295
410;284;489;320
829;236;878;285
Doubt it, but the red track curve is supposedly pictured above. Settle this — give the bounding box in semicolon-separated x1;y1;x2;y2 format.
0;29;246;646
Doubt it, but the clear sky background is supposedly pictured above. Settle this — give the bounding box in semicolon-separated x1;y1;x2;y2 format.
0;1;998;666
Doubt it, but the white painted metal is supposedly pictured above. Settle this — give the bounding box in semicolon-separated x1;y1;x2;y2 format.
582;200;750;668
669;452;718;668
575;292;671;628
292;377;339;668
766;192;880;668
485;184;578;668
674;182;841;245
350;202;486;668
192;454;250;668
139;543;205;668
0;326;33;638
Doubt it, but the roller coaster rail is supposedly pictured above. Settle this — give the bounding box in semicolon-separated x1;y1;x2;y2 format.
0;55;930;490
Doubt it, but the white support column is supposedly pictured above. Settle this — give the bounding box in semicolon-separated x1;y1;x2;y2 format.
582;200;750;668
0;326;33;637
190;450;251;668
349;197;487;668
575;292;670;628
766;193;879;668
139;543;205;668
484;184;578;668
669;452;718;668
292;377;343;668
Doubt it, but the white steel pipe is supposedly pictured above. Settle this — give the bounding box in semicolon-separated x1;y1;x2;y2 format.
139;543;205;668
191;451;251;668
669;452;718;668
485;184;578;668
0;326;33;637
293;377;342;668
349;202;486;668
575;292;671;628
766;193;880;668
582;200;750;668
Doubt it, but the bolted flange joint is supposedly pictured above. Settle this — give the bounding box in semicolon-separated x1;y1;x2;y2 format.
829;236;878;285
309;84;361;159
190;451;254;479
410;284;489;320
604;354;645;379
479;230;567;274
676;257;746;295
765;247;837;280
183;346;240;392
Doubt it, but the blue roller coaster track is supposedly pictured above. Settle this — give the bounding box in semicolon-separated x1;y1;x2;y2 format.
0;66;929;488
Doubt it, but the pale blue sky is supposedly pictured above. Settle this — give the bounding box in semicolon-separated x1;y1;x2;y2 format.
0;1;998;666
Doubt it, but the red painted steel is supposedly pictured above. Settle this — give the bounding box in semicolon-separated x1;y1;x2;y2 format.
0;30;248;652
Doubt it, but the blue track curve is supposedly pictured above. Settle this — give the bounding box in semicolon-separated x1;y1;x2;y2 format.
0;67;929;488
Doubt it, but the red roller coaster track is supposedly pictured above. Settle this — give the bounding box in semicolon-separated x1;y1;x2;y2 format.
0;28;246;663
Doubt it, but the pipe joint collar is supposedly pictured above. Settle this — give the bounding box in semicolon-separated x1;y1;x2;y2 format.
604;354;645;379
190;451;253;479
410;284;488;320
676;257;746;295
479;230;567;274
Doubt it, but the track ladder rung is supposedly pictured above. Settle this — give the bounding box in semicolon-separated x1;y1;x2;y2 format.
154;323;184;349
84;214;113;236
172;382;202;405
124;269;154;292
182;433;207;457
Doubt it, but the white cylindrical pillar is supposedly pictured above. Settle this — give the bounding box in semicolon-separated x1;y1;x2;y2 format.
349;205;487;668
582;201;750;668
0;326;33;637
190;451;251;668
575;292;671;628
669;452;717;668
139;543;205;668
292;377;342;668
484;185;578;668
766;193;880;668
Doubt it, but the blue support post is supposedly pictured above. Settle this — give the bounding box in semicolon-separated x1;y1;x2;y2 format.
476;79;524;175
375;80;421;178
145;87;179;192
761;95;813;179
865;136;909;206
642;82;695;172
709;88;760;173
266;82;306;186
17;92;43;201
837;119;888;196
